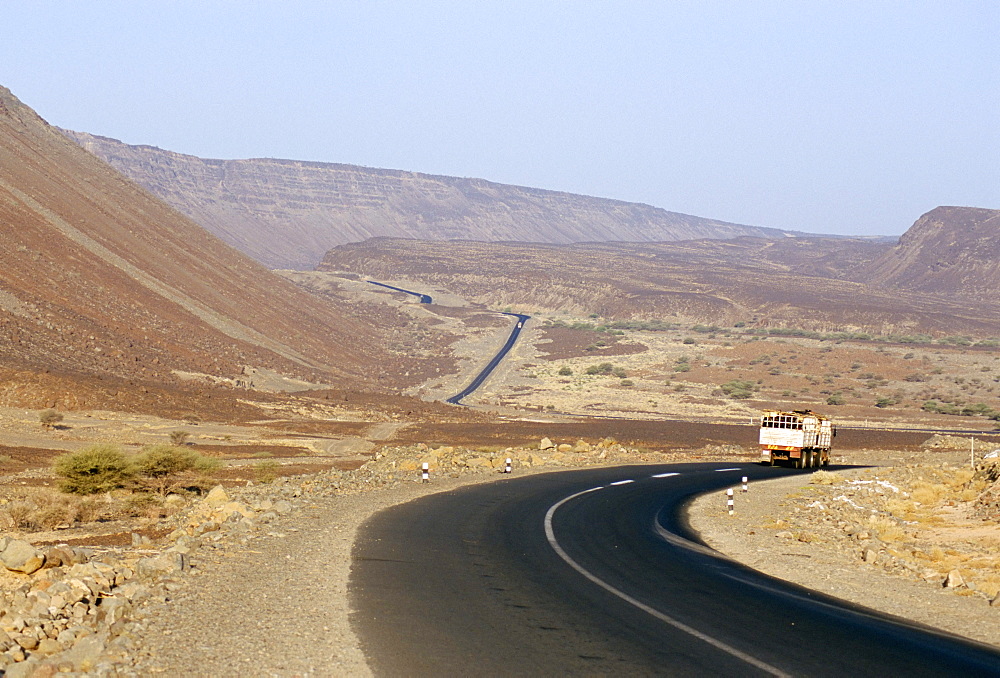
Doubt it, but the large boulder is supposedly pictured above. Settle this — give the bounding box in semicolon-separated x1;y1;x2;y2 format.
0;539;45;574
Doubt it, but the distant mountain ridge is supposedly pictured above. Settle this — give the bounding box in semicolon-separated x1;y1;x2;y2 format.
61;129;792;270
856;206;1000;298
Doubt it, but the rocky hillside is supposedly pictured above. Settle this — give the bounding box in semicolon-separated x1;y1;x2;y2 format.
319;236;1000;338
0;85;398;411
857;206;1000;298
61;130;789;270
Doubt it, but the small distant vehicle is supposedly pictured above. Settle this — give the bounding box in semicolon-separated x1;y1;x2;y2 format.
758;409;834;468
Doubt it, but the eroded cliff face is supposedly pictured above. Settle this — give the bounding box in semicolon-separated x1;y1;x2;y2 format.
859;206;1000;298
61;129;787;270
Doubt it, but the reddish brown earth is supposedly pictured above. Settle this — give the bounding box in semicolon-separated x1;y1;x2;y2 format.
0;86;464;418
858;206;1000;298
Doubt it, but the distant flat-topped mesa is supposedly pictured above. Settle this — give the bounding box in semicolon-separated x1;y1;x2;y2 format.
62;129;789;270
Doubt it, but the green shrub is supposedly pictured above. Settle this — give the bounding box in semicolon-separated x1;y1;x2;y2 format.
584;362;615;375
169;430;191;445
132;444;220;494
619;379;634;387
612;367;628;379
826;393;846;405
133;445;201;478
557;366;573;376
721;380;757;399
54;444;135;495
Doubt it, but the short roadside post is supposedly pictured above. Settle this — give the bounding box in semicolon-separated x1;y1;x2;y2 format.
504;457;512;474
421;462;429;483
741;476;748;493
727;488;735;516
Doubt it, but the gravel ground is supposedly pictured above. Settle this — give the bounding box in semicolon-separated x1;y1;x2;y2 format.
128;475;497;677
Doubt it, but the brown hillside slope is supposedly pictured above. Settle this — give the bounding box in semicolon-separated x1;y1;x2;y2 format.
61;129;789;270
0;85;385;408
858;206;1000;298
320;236;1000;338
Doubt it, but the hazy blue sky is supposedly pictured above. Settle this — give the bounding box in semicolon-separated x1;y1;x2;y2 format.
3;1;997;236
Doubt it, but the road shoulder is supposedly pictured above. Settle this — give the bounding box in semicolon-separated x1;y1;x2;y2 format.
686;467;1000;648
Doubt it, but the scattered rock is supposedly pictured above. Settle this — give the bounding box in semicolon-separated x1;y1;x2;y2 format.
944;570;965;588
203;485;231;507
136;553;189;580
538;437;555;450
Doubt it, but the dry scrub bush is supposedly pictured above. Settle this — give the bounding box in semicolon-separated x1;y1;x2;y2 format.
911;481;947;506
253;460;279;484
54;444;134;494
38;408;63;428
884;497;918;521
809;470;842;485
866;515;906;542
6;490;109;530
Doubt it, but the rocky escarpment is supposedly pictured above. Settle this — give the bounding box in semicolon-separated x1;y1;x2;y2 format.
858;206;1000;299
61;130;788;270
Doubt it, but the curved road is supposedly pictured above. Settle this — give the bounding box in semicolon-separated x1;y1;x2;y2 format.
351;464;1000;676
367;280;433;304
446;312;530;405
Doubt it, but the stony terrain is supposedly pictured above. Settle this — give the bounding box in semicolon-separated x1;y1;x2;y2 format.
60;130;788;270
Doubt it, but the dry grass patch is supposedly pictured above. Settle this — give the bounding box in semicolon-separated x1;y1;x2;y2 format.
866;515;906;542
809;470;842;485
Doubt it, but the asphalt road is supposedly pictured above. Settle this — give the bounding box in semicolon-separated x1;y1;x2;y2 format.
446;312;530;405
351;464;1000;676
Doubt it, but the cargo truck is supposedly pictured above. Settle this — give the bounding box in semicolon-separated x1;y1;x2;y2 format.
759;409;834;468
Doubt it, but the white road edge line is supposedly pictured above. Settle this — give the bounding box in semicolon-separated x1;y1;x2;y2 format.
714;467;742;472
609;479;634;485
651;472;679;478
544;488;788;678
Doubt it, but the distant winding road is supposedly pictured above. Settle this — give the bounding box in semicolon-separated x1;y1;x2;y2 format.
351;464;1000;676
447;312;530;405
366;279;527;405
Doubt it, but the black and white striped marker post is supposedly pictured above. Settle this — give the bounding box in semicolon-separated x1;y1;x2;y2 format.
727;488;735;515
742;476;748;493
421;462;429;483
504;458;512;474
